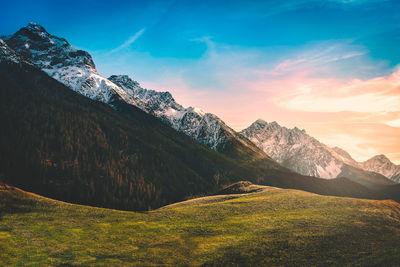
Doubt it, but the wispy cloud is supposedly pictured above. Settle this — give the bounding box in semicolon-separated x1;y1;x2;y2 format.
385;118;400;127
275;68;400;113
262;40;371;76
109;28;145;54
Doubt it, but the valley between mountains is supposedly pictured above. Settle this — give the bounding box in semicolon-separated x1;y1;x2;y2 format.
0;23;400;266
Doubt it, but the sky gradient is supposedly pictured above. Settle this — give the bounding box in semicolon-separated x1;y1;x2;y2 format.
1;0;400;163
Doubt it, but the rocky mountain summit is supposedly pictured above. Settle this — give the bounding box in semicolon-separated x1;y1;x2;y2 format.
241;119;399;183
3;23;137;105
241;119;344;178
360;155;400;183
109;75;261;153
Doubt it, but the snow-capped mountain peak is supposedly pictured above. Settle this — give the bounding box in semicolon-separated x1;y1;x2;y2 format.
3;23;138;105
26;22;47;33
4;23;95;71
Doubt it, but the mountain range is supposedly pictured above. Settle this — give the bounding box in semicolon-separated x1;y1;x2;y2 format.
1;39;283;210
0;23;399;210
241;119;400;183
2;23;265;161
6;23;398;184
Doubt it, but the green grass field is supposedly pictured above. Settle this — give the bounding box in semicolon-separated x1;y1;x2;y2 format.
1;183;400;266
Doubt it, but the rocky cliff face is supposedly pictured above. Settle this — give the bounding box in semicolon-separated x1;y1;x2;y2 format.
108;74;262;153
241;119;343;178
241;119;399;183
360;155;400;183
3;23;137;105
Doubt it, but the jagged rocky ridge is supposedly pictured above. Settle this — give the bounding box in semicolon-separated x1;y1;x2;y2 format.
108;75;261;153
241;119;345;178
4;23;263;156
241;119;399;183
359;155;400;183
330;147;400;182
2;23;138;106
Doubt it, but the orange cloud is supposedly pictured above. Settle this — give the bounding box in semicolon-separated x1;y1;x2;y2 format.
273;69;400;113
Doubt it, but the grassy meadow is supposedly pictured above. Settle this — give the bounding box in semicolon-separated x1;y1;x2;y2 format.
1;183;400;266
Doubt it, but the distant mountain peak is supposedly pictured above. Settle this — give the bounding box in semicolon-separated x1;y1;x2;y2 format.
361;154;400;183
254;119;268;125
25;22;47;33
367;154;390;162
246;120;305;135
246;119;268;131
27;22;43;28
241;119;344;179
269;121;280;128
242;118;400;183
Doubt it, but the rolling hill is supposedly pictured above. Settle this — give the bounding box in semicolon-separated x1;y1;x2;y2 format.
1;183;399;266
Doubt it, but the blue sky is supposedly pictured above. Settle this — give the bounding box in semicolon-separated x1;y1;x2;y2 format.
2;0;399;90
1;0;399;66
1;0;400;162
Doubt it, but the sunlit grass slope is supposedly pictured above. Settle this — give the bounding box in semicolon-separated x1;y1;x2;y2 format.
1;183;400;266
